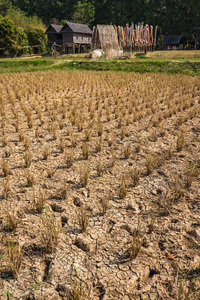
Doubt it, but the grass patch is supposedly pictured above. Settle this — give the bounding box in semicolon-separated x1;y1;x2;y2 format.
0;51;200;76
63;60;200;76
0;58;54;73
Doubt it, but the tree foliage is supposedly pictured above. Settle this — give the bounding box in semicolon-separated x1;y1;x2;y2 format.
0;15;28;56
7;0;200;42
71;0;95;26
26;28;47;53
6;7;46;31
0;5;47;55
0;0;12;16
6;7;47;52
1;0;200;52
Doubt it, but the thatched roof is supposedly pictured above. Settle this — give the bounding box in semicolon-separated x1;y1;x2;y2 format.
45;24;63;34
91;25;119;51
61;22;92;34
162;35;182;45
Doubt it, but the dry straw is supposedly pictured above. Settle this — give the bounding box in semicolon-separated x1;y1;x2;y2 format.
41;208;60;254
80;163;90;187
8;238;22;279
78;206;88;232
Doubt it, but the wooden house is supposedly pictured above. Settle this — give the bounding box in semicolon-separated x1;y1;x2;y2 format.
162;35;182;50
45;24;63;47
45;22;92;53
195;24;200;50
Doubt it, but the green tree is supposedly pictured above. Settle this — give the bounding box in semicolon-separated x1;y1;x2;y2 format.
26;28;47;53
6;7;47;53
6;7;45;30
16;26;29;47
71;0;95;25
0;15;28;56
5;0;200;45
11;0;77;25
0;0;12;16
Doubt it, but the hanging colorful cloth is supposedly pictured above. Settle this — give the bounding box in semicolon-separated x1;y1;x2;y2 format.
128;26;131;46
126;24;129;47
147;25;149;45
131;22;134;45
135;24;138;45
133;23;136;45
143;25;147;45
154;26;158;46
138;23;141;45
137;24;140;45
133;29;135;45
117;26;120;46
141;22;144;46
120;26;124;46
149;26;153;45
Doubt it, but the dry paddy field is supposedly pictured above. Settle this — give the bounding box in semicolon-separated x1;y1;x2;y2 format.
0;70;200;300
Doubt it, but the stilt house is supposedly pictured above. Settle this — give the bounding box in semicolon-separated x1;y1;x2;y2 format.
45;22;93;53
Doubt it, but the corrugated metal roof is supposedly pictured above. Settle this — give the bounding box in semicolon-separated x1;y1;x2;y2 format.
45;24;62;34
162;35;182;45
60;22;92;34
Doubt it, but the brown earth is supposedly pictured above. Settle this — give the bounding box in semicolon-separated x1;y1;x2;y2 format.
0;70;200;300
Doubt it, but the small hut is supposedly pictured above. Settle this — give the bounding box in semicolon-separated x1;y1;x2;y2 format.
195;24;200;50
91;25;119;52
162;35;182;50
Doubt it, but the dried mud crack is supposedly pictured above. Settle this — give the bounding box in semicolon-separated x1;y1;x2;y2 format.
0;70;200;299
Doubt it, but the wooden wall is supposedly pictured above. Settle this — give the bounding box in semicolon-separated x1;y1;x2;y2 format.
48;33;57;44
73;33;92;44
47;32;92;46
62;33;73;43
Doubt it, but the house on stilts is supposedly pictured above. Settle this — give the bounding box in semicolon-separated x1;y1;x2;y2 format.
45;22;93;53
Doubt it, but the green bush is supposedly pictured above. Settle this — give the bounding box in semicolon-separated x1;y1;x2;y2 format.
0;16;28;56
26;28;47;54
0;7;47;56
